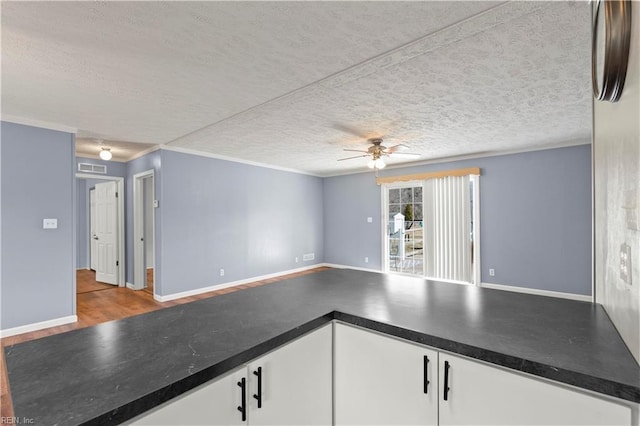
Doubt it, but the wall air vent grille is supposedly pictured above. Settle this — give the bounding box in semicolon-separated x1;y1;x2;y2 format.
78;163;107;174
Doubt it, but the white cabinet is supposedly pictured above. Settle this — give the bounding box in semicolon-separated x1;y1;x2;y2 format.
334;323;438;425
249;323;332;425
131;324;332;425
131;367;247;425
438;352;632;426
335;323;633;426
132;322;634;426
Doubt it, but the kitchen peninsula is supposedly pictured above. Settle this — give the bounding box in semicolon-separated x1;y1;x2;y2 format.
5;269;640;424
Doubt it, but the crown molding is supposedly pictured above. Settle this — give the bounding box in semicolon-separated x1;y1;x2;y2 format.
159;145;323;178
1;114;77;134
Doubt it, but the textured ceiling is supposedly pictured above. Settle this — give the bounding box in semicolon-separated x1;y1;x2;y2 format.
1;1;591;176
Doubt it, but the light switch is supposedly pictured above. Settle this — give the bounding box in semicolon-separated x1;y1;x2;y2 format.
153;200;159;208
43;218;58;229
367;217;373;223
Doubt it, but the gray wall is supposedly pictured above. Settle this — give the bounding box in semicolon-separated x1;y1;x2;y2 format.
324;144;592;296
323;172;382;270
593;3;640;363
1;122;76;329
158;150;324;296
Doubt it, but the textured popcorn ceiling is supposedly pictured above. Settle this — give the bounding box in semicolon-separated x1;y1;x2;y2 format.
1;1;591;176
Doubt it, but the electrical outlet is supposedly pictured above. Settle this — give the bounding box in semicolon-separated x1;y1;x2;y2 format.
295;257;299;263
302;253;315;261
489;268;495;277
219;268;225;277
364;257;369;263
43;218;58;229
367;217;373;223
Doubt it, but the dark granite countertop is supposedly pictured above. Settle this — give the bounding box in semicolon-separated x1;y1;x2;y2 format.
5;269;640;425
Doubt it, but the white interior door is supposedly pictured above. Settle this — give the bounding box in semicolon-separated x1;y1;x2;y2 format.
95;181;119;285
89;188;97;270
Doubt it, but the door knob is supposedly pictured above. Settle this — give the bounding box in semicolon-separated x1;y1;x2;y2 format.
93;236;99;240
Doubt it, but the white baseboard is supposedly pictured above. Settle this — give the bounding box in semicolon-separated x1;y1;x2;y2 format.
323;263;383;274
480;282;593;302
324;265;593;302
0;315;78;338
154;264;328;302
126;282;136;290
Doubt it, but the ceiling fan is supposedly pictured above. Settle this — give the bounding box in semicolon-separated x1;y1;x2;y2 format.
338;138;420;170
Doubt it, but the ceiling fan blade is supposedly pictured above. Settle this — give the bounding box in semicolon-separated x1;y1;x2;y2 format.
388;152;421;158
343;149;369;153
385;144;410;153
338;154;370;161
332;123;369;138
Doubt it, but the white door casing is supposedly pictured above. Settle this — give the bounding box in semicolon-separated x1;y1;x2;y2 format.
95;181;118;285
133;170;155;291
89;188;97;271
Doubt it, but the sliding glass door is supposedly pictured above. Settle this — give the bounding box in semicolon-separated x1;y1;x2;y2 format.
383;174;480;284
384;183;424;276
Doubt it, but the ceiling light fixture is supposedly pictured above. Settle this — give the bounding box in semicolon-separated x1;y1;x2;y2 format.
368;157;386;170
99;148;112;161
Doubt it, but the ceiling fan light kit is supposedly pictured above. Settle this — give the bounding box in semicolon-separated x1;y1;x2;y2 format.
368;158;386;170
338;137;420;172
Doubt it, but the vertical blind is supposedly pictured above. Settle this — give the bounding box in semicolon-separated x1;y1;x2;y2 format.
424;175;471;283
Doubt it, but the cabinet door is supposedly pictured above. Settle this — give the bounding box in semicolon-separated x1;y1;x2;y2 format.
439;353;632;426
248;324;332;425
130;367;247;425
334;323;438;425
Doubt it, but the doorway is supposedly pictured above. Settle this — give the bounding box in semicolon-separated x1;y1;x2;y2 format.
133;170;155;294
76;174;125;286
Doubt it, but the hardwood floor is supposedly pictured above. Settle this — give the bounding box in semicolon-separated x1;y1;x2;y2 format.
76;269;115;293
143;268;154;295
0;266;330;420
